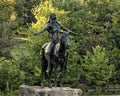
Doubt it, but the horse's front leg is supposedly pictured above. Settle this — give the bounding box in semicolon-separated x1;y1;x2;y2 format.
60;64;64;88
60;74;63;88
64;51;68;71
53;61;57;87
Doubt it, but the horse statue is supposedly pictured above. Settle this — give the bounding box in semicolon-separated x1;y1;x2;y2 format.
40;31;70;88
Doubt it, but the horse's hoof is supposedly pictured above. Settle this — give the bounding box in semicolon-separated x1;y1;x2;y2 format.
49;84;52;88
54;85;57;88
49;86;52;88
41;83;44;88
60;84;63;88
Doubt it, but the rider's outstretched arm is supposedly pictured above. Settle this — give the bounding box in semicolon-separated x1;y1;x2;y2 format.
34;24;49;35
69;31;81;36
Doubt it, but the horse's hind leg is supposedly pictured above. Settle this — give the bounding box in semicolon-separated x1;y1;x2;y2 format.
40;50;46;88
44;69;52;88
40;71;44;88
60;63;64;87
40;58;45;88
41;65;52;88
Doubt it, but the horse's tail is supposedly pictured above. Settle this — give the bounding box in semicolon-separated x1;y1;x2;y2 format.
40;44;48;78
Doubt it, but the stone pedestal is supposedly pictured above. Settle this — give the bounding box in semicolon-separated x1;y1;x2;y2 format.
19;85;82;96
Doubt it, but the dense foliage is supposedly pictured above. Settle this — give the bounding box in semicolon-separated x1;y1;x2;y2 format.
0;0;120;95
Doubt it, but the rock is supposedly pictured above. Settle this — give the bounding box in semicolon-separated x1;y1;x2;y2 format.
19;85;82;96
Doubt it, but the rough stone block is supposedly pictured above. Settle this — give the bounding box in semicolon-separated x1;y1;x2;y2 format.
19;85;82;96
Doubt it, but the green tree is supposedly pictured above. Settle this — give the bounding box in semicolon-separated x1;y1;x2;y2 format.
80;45;114;85
14;0;38;28
0;0;18;52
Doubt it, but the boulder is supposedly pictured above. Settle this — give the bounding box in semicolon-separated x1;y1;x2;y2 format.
19;85;82;96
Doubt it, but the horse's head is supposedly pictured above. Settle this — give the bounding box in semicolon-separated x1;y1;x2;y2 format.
60;31;70;49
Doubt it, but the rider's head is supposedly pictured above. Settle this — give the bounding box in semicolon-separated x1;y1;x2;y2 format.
48;13;57;23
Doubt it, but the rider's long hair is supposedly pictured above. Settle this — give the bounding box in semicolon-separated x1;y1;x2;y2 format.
47;13;56;23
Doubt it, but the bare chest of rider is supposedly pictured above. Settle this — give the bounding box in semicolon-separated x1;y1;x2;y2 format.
47;22;61;34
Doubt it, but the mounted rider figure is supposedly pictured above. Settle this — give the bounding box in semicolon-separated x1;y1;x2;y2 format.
34;13;78;73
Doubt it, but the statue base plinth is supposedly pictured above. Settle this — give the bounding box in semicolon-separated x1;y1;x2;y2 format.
19;85;82;96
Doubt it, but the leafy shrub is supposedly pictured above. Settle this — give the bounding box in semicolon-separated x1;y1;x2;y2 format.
0;57;25;91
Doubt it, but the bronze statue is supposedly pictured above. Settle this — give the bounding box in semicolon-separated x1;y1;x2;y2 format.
34;13;79;87
35;13;78;73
